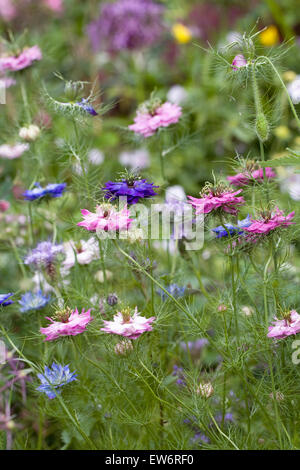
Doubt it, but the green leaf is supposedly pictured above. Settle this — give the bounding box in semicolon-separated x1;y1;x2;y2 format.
261;149;300;167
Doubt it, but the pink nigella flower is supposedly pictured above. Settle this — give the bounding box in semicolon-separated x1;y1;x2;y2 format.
0;46;42;73
0;200;10;212
188;185;245;215
40;308;93;341
77;203;132;232
129;101;182;138
101;307;155;340
0;0;16;22
0;143;29;159
267;310;300;339
244;207;295;235
227;167;276;187
43;0;63;12
232;54;247;70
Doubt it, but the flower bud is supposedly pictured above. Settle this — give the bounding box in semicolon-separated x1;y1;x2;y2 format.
196;382;214;398
114;340;133;356
19;124;40;141
255;113;269;142
218;304;227;313
107;293;118;306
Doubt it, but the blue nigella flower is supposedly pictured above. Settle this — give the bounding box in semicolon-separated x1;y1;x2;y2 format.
103;178;159;205
76;98;98;116
19;290;51;313
23;183;66;201
36;363;77;399
212;215;251;239
157;284;186;301
0;293;14;307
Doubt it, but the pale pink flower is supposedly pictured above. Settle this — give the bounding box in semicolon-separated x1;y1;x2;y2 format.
40;308;93;341
0;143;29;159
0;0;16;21
0;46;42;72
129;101;182;138
244;207;295;235
43;0;63;12
188;188;245;215
227;167;276;187
101;307;155;340
77;204;132;232
232;54;247;70
267;310;300;339
0;76;16;88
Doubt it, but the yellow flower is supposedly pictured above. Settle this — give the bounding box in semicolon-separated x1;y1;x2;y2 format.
273;125;291;140
259;25;280;46
283;70;297;82
172;23;192;44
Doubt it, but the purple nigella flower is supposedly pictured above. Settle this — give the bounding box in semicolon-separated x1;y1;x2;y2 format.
87;0;164;53
0;293;14;306
23;183;66;201
24;241;64;269
19;290;51;313
103;178;158;204
36;363;77;399
212;215;251;238
76;98;98;116
192;432;210;445
180;338;209;352
172;365;186;387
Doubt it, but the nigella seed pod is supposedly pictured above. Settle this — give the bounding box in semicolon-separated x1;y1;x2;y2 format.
255;113;269;142
107;293;118;306
64;81;81;101
196;382;214;398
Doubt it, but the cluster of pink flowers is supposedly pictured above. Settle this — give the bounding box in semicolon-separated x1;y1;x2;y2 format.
227;167;276;187
129;101;182;138
268;310;300;339
40;308;93;341
0;45;42;72
244;207;295;235
77;204;132;232
188;188;245;215
101;307;155;340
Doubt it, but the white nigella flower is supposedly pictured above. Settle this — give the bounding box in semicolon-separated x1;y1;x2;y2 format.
280;170;300;201
88;148;104;165
118;148;150;170
167;85;188;105
287;75;300;104
62;237;100;272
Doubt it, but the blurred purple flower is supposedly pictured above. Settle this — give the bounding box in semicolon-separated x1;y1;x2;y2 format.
87;0;164;53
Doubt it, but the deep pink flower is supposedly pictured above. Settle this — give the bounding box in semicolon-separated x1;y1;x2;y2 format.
268;310;300;339
0;200;10;212
129;101;182;138
188;188;245;215
0;46;42;72
77;204;132;232
40;308;93;341
232;54;247;70
101;307;155;339
227;167;276;187
244;207;295;235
